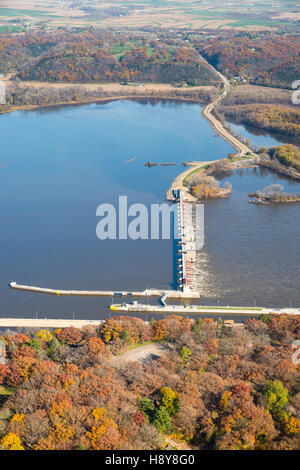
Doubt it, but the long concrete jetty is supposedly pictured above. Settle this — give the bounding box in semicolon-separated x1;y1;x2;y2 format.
9;282;200;300
0;318;104;328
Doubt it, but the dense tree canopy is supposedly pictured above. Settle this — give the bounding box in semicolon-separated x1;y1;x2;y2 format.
0;314;299;450
192;31;300;89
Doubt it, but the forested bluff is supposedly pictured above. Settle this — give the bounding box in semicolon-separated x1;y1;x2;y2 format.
1;28;300;139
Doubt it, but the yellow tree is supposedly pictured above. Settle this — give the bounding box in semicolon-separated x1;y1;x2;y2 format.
1;433;24;450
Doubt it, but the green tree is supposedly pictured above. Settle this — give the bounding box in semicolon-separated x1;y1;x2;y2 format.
192;317;203;334
216;317;224;336
121;329;131;345
259;313;271;324
154;406;172;433
138;397;155;422
47;336;61;362
28;338;42;352
180;346;192;365
263;380;289;418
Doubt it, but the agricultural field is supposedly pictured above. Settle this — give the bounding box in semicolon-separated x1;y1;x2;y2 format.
0;0;299;31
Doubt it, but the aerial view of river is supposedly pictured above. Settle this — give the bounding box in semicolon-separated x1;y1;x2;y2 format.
0;99;299;319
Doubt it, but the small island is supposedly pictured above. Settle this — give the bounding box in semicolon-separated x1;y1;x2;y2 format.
186;159;233;200
249;184;300;204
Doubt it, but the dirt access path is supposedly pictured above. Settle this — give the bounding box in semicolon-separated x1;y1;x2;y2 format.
112;343;168;365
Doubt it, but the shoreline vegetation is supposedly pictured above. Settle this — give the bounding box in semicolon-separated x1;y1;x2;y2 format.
216;84;300;139
258;145;300;181
180;146;300;202
0;81;217;115
186;160;234;200
249;183;300;204
1;29;300;147
249;194;300;204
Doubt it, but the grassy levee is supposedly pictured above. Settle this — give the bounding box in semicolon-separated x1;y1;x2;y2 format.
183;163;212;185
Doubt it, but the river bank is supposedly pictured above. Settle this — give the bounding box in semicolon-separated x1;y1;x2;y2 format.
258;157;300;181
0;95;204;116
0;80;216;115
1;75;251;158
0;94;209;116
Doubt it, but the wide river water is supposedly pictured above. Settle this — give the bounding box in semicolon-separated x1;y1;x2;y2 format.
0;99;299;319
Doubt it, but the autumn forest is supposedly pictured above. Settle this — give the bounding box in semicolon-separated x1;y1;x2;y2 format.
0;314;299;451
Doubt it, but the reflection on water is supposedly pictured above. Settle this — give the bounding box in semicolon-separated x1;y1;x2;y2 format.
227;119;300;149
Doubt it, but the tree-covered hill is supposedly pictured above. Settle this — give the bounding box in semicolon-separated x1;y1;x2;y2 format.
0;314;299;450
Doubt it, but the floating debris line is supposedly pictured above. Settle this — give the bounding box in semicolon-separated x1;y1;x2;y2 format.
145;161;176;167
124;157;136;164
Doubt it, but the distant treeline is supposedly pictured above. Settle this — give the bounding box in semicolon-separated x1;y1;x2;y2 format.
193;31;300;89
220;104;300;138
217;85;300;138
0;30;219;85
2;83;216;109
268;144;300;172
1;29;300;88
